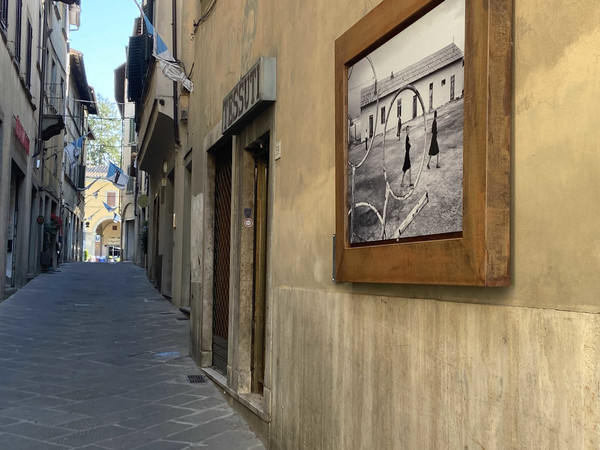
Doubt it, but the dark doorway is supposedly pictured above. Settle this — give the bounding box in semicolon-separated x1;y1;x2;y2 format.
212;147;232;375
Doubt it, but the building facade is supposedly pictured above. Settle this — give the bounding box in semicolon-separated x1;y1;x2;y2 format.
1;0;90;299
61;48;96;264
0;0;44;296
83;166;122;262
124;0;600;448
125;0;191;302
115;62;144;265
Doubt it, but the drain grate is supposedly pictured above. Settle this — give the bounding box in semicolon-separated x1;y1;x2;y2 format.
187;374;208;384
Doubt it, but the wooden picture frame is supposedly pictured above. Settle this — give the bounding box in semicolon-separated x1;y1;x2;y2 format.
334;0;511;286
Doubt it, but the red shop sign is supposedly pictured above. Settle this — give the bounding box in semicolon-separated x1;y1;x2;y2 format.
14;116;30;155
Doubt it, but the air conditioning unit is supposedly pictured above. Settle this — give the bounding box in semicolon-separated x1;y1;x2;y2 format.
180;109;189;122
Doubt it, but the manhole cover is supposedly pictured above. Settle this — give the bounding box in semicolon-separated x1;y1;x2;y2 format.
187;374;208;384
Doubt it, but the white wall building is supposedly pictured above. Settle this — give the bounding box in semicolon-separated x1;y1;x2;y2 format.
359;43;464;140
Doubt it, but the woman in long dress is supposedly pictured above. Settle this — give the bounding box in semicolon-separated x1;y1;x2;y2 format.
401;126;413;187
427;110;440;169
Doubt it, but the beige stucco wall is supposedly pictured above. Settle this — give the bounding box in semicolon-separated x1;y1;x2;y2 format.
188;0;600;447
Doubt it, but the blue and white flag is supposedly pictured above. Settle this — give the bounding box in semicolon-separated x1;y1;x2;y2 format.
102;201;117;213
64;135;84;166
133;0;193;92
106;162;129;190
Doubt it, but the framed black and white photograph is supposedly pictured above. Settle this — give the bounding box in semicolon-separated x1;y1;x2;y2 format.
335;0;512;285
347;0;465;244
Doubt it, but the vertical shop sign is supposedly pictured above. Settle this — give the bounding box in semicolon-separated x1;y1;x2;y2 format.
14;116;30;155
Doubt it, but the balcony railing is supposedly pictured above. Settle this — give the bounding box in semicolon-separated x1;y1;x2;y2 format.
41;83;65;140
44;83;65;116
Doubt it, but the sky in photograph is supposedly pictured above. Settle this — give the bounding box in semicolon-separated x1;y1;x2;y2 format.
69;0;141;103
348;0;465;117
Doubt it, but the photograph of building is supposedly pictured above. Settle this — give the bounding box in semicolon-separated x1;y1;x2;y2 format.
347;0;465;243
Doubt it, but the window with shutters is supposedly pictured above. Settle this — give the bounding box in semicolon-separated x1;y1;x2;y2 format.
144;0;154;24
126;175;135;194
107;192;116;207
15;0;22;64
128;118;136;144
0;0;8;33
126;34;152;102
77;164;85;189
37;10;42;63
25;20;32;88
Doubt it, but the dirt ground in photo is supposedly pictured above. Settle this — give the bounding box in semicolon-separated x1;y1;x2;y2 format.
348;98;463;242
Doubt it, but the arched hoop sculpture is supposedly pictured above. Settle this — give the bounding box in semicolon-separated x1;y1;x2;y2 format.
348;56;380;241
380;85;428;240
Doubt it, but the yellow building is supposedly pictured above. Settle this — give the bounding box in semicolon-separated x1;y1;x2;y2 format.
84;166;122;262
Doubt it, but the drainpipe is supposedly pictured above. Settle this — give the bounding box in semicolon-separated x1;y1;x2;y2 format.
172;0;180;146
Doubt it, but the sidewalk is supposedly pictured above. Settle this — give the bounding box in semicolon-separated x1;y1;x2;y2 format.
0;262;265;449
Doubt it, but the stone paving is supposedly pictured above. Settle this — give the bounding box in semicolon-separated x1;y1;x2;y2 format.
0;262;265;449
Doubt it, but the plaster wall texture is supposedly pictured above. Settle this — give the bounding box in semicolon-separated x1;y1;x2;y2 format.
187;0;600;447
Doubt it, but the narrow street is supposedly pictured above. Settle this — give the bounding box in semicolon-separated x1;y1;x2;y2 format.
0;263;265;450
